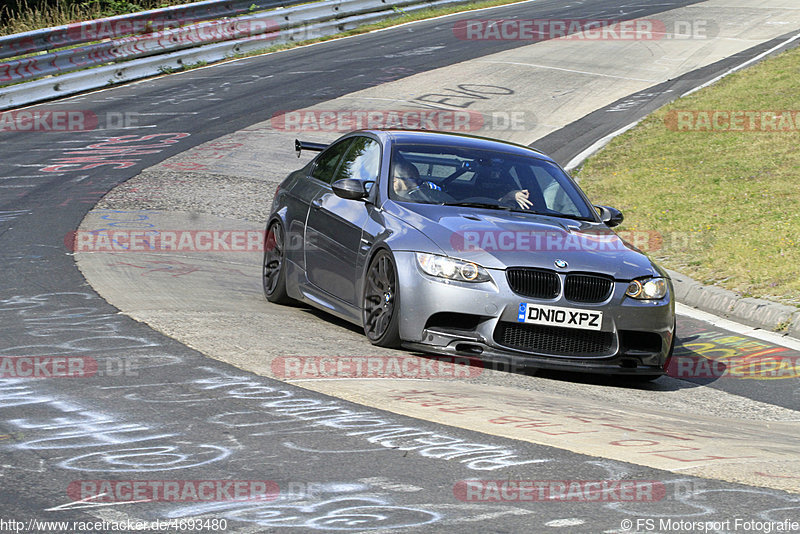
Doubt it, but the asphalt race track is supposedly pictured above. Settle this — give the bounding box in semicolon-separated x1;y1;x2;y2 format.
2;0;800;532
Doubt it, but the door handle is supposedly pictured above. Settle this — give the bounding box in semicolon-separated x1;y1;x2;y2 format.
311;198;323;208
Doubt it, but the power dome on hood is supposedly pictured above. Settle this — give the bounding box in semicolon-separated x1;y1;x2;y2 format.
385;202;659;280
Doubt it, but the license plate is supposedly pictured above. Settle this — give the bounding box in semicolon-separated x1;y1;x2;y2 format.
517;303;603;331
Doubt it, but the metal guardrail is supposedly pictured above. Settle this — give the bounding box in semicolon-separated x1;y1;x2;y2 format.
0;0;471;110
2;14;282;85
0;0;293;61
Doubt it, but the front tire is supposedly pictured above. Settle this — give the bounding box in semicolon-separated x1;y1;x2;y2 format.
362;250;401;347
262;220;292;304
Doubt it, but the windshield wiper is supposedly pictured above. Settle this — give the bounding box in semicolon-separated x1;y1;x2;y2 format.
506;207;593;221
443;202;594;221
442;201;512;210
530;211;594;221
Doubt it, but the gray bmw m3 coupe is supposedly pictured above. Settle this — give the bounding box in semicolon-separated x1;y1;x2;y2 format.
263;129;675;378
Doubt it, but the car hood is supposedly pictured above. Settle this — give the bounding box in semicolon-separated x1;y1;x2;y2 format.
384;202;661;280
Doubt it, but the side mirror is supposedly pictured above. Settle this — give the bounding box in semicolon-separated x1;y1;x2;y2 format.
332;179;369;201
595;205;624;227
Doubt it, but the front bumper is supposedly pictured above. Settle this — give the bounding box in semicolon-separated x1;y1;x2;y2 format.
394;251;675;376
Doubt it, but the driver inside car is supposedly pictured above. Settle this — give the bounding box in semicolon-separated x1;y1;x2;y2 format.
392;156;532;210
392;158;422;199
500;188;533;210
392;158;442;199
477;165;534;210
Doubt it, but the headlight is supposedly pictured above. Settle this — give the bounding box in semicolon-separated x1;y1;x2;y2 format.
626;277;668;300
416;253;491;283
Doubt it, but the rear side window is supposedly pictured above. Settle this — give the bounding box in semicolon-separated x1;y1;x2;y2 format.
311;139;352;184
334;137;381;182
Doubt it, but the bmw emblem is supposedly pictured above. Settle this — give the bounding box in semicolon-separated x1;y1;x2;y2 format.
554;259;568;269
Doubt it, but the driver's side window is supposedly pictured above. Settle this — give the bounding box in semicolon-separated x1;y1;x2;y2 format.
311;139;353;184
334;137;381;182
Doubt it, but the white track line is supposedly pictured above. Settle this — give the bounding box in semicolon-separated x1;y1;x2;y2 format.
677;303;800;351
476;60;659;83
564;30;800;171
681;31;800;97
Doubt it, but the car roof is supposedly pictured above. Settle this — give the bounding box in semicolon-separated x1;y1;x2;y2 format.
361;129;555;163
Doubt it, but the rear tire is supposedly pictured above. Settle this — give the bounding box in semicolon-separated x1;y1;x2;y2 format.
362;250;401;347
263;220;292;304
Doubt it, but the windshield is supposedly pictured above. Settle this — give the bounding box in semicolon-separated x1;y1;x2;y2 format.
388;143;596;220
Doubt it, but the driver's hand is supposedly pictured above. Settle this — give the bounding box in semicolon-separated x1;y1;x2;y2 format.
514;189;532;209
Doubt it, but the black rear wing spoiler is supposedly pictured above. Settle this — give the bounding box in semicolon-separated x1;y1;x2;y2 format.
295;139;327;157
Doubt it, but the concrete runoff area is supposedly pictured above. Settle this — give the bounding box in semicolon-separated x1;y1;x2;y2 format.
266;0;800;144
76;0;800;494
77;208;800;493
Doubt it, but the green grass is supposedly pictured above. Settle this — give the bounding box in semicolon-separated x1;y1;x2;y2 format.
1;0;522;37
575;45;800;306
158;59;207;73
0;0;197;36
